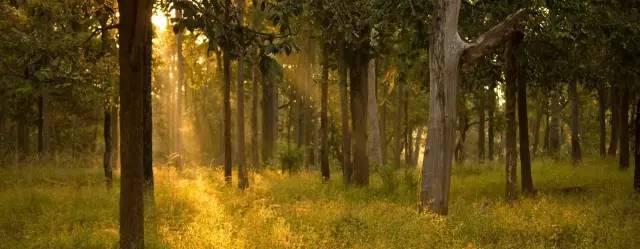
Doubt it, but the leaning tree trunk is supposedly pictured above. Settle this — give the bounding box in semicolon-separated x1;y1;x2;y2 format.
236;0;248;190
569;79;582;164
348;46;370;186
503;32;521;201
609;86;620;156
598;85;607;158
634;97;640;191
620;89;631;170
516;40;533;194
117;0;153;247
338;47;352;184
320;44;330;181
367;57;383;168
420;0;524;214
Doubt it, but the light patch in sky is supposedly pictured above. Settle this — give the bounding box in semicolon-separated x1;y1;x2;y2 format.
152;12;168;31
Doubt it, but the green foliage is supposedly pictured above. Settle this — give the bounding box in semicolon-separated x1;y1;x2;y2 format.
279;146;304;173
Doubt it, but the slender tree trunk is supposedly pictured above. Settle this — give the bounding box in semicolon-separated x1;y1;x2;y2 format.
320;44;330;181
620;89;631;169
598;85;608;158
251;62;260;170
609;86;620;156
549;90;561;157
37;92;48;159
236;0;248;190
174;9;185;166
412;127;424;167
367;57;383;168
488;82;496;161
143;26;153;192
17;98;29;163
347;46;370;186
338;46;352;184
504;32;521;201
117;0;152;247
223;50;233;184
569;79;582;164
478;94;486;162
531;107;543;157
112;105;120;169
261;58;277;165
394;73;405;166
634;97;640;191
517;49;533;194
103;107;113;188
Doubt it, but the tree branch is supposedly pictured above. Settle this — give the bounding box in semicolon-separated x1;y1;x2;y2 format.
462;8;527;65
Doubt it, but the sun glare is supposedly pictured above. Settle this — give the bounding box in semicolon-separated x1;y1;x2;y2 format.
152;12;168;31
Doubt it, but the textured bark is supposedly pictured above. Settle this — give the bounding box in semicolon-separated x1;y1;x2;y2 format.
420;0;525;214
598;86;608;158
338;47;352;184
478;93;486;162
504;33;520;201
569;80;582;164
488;82;496;161
320;45;330;181
236;0;248;190
634;97;640;191
347;47;370;186
367;58;383;168
516;47;533;194
143;26;153;192
620;89;631;170
609;86;620;156
117;0;153;247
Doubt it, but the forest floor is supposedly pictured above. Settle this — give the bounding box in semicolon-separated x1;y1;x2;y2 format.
1;158;639;249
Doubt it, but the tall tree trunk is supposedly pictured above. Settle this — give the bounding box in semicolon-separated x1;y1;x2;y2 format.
569;80;582;164
517;47;533;194
338;47;352;184
37;93;48;159
549;90;561;157
320;44;330;181
116;0;152;247
347;46;370;186
634;97;640;191
488;82;496;161
367;57;383;168
412;127;424;167
223;51;233;184
174;9;185;166
620;89;631;169
236;0;248;190
609;86;620;156
420;0;524;214
103;107;113;188
261;58;277;165
531;107;543;157
251;63;260;170
394;73;405;166
143;26;154;192
504;32;521;201
17;98;29;163
598;85;608;158
478;93;486;162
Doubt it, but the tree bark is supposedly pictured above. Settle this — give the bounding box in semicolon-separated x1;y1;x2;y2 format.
620;89;631;169
347;46;370;186
174;9;185;167
569;79;582;164
609;86;620;156
17;98;30;163
420;0;525;214
488;82;496;161
504;32;521;201
103;107;113;188
223;51;233;184
634;97;640;191
338;47;352;184
117;0;152;247
549;90;562;157
320;44;330;181
598;85;608;158
251;62;260;170
531;107;543;157
261;58;277;165
367;57;383;168
37;92;48;159
412;127;424;167
516;45;533;194
394;73;406;167
478;93;486;162
236;0;248;190
143;26;153;192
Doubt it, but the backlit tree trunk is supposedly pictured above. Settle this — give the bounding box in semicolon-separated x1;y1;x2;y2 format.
223;51;232;184
609;86;620;156
320;44;330;181
37;92;48;159
117;0;153;247
251;63;260;170
261;58;278;165
569;79;582;164
620;89;630;169
598;85;607;158
478;93;486;162
517;48;533;194
143;27;153;192
236;0;248;190
420;0;524;214
175;9;185;166
347;46;370;186
488;82;496;161
338;47;352;184
103;107;113;188
549;91;561;156
634;97;640;191
504;32;520;201
367;57;383;168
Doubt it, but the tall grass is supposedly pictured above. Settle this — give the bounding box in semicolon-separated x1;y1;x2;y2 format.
0;158;638;248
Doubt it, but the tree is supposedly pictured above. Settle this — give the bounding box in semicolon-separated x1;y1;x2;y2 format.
504;31;522;201
635;97;640;192
568;79;582;164
320;43;330;181
419;0;525;214
620;89;631;169
517;32;533;194
117;0;153;247
236;0;248;190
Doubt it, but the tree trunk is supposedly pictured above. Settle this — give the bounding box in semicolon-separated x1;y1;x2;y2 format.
103;107;113;188
116;0;152;247
598;85;608;158
174;9;185;166
320;44;330;181
569;80;582;164
143;26;153;192
531;107;543;157
37;93;48;159
223;50;233;184
609;86;620;156
517;48;533;194
412;127;424;167
549;90;561;157
504;32;521;201
488;82;496;161
478;93;486;162
17;98;30;163
347;46;370;186
394;73;405;167
419;0;524;214
338;47;352;184
261;58;277;165
236;0;248;190
251;62;260;170
367;57;383;168
620;89;631;169
634;97;640;191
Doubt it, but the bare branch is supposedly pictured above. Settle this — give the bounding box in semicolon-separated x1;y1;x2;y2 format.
462;8;527;65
